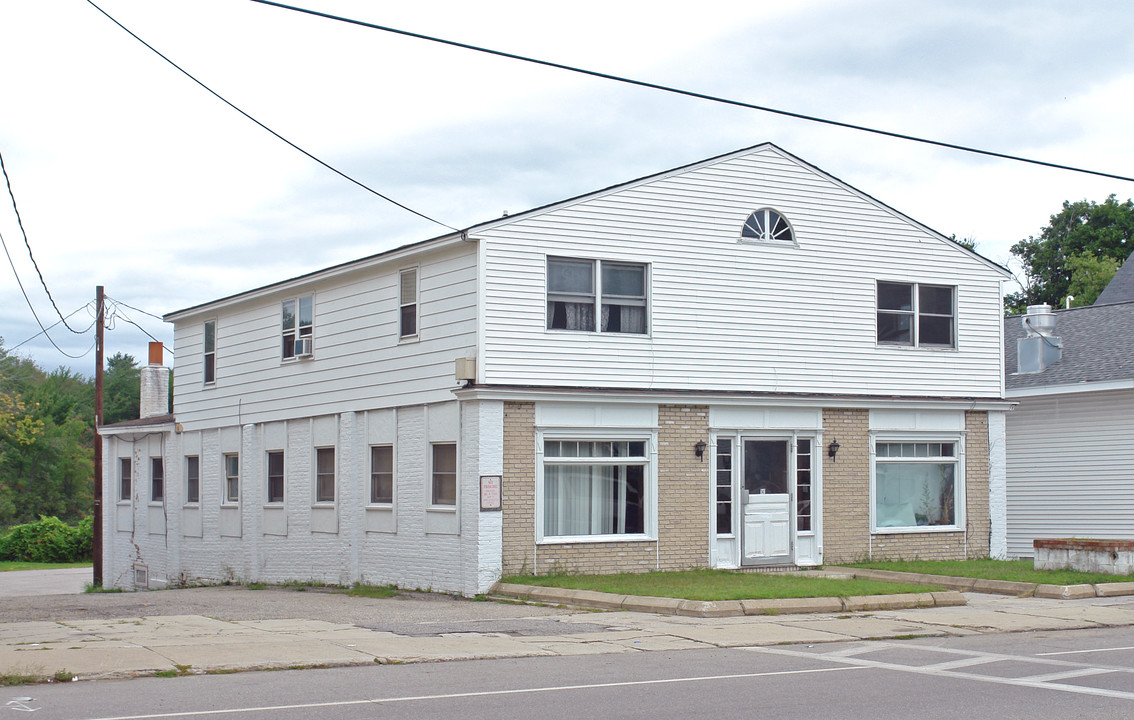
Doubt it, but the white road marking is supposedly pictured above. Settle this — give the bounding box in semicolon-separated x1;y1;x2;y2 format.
1038;645;1134;657
746;643;1134;701
79;665;865;720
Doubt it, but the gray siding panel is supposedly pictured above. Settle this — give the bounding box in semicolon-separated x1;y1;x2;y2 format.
1005;389;1134;557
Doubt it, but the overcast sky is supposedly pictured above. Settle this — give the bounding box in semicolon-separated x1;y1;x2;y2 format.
2;0;1132;375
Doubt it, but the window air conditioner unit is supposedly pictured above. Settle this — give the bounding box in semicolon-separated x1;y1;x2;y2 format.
295;337;313;357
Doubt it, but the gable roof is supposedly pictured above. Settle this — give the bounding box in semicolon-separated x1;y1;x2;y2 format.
1005;301;1134;390
1094;256;1134;305
167;142;1009;320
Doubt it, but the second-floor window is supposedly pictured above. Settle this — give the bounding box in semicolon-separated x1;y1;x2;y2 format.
399;268;418;338
877;282;956;348
547;257;647;334
203;320;216;384
282;296;313;359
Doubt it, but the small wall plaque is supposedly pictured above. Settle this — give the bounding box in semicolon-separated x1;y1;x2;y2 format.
480;475;502;511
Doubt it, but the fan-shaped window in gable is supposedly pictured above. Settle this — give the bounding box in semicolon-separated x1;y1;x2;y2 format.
741;208;794;244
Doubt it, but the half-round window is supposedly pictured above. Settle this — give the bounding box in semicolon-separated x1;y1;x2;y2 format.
741;208;794;244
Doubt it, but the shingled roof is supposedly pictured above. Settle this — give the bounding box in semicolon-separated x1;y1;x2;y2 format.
1005;300;1134;390
1095;257;1134;305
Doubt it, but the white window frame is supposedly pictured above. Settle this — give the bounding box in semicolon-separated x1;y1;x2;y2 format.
429;442;457;507
184;455;200;505
203;319;216;385
281;295;314;360
399;267;418;340
223;453;240;505
535;430;657;544
546;257;649;335
876;281;956;349
739;207;796;245
870;433;964;534
369;444;395;506
266;450;285;505
119;457;132;503
315;447;336;504
150;457;164;504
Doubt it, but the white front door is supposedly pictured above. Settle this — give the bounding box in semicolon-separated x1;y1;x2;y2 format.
741;439;792;566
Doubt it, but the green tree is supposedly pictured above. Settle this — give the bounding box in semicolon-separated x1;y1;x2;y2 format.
103;352;140;425
1006;195;1134;313
1065;252;1121;307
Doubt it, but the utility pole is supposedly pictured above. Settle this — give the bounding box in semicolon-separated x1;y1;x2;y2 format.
93;286;104;587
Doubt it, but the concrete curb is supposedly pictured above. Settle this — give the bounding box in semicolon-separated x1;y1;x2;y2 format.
832;567;1134;598
489;584;966;617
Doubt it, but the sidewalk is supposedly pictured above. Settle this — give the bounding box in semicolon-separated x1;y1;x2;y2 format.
4;589;1134;682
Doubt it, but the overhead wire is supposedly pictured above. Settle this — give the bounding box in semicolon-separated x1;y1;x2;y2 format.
10;303;97;351
249;0;1134;185
84;0;458;231
106;296;173;357
0;150;86;333
0;228;93;359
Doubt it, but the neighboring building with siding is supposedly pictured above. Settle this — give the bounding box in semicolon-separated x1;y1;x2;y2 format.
99;143;1012;593
1003;265;1134;557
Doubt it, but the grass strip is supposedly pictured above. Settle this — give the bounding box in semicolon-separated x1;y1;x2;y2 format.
502;568;938;601
0;561;91;572
844;559;1134;585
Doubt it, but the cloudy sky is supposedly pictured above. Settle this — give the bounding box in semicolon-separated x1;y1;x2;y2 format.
2;0;1132;375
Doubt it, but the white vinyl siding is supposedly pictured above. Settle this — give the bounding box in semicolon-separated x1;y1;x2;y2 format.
477;146;1003;398
1006;389;1134;557
170;244;477;427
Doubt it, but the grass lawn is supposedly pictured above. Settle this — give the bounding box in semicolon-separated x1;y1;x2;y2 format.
0;561;91;572
844;559;1134;586
501;568;939;601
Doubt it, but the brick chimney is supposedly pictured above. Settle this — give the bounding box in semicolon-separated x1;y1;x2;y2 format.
140;342;170;418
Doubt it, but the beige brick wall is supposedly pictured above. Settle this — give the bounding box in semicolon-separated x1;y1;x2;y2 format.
821;408;992;562
500;402;711;576
820;409;871;562
656;405;711;569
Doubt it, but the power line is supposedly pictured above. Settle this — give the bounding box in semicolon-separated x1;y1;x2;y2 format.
0;150;86;333
0;228;92;359
84;0;457;232
106;297;173;357
108;297;164;322
250;0;1134;185
11;303;97;351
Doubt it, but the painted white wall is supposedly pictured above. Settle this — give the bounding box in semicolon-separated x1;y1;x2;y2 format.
170;243;477;430
477;145;1004;398
1005;389;1134;557
101;400;494;595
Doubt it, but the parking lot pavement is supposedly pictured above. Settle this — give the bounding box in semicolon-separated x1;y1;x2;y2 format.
0;568;90;597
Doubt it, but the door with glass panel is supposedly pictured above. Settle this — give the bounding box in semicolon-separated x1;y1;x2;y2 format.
741;440;792;566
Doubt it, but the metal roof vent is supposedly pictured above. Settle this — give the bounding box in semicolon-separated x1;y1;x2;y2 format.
1022;304;1056;337
1017;305;1062;374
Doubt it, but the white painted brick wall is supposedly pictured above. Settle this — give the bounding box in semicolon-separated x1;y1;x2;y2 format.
105;400;500;594
988;410;1008;559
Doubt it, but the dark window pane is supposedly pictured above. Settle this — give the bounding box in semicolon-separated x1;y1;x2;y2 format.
919;315;954;346
623;465;645;534
186;456;200;504
151;459;164;502
548;258;594;294
267;451;284;503
919;285;954;315
878;282;913;311
716;503;732;534
601;263;645;298
400;304;417;336
204;354;215;384
878;312;912;344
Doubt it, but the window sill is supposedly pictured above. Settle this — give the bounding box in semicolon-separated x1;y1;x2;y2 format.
872;525;963;535
183;503;200;509
148;501;164;507
427;505;458;513
876;343;957;352
538;534;655;545
736;237;799;248
544;328;651;338
221;502;239;508
366;504;394;510
398;334;420;344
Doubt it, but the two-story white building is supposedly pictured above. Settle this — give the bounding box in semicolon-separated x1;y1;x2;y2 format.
100;143;1012;593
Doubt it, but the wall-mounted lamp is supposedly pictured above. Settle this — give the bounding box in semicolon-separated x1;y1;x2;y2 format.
694;440;708;462
828;439;841;460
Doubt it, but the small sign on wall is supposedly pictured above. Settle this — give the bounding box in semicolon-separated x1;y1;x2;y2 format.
480;475;502;511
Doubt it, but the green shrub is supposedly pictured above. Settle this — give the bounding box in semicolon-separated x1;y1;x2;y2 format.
0;516;92;563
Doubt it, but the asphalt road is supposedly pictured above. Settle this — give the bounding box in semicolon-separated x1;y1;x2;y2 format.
9;627;1134;720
